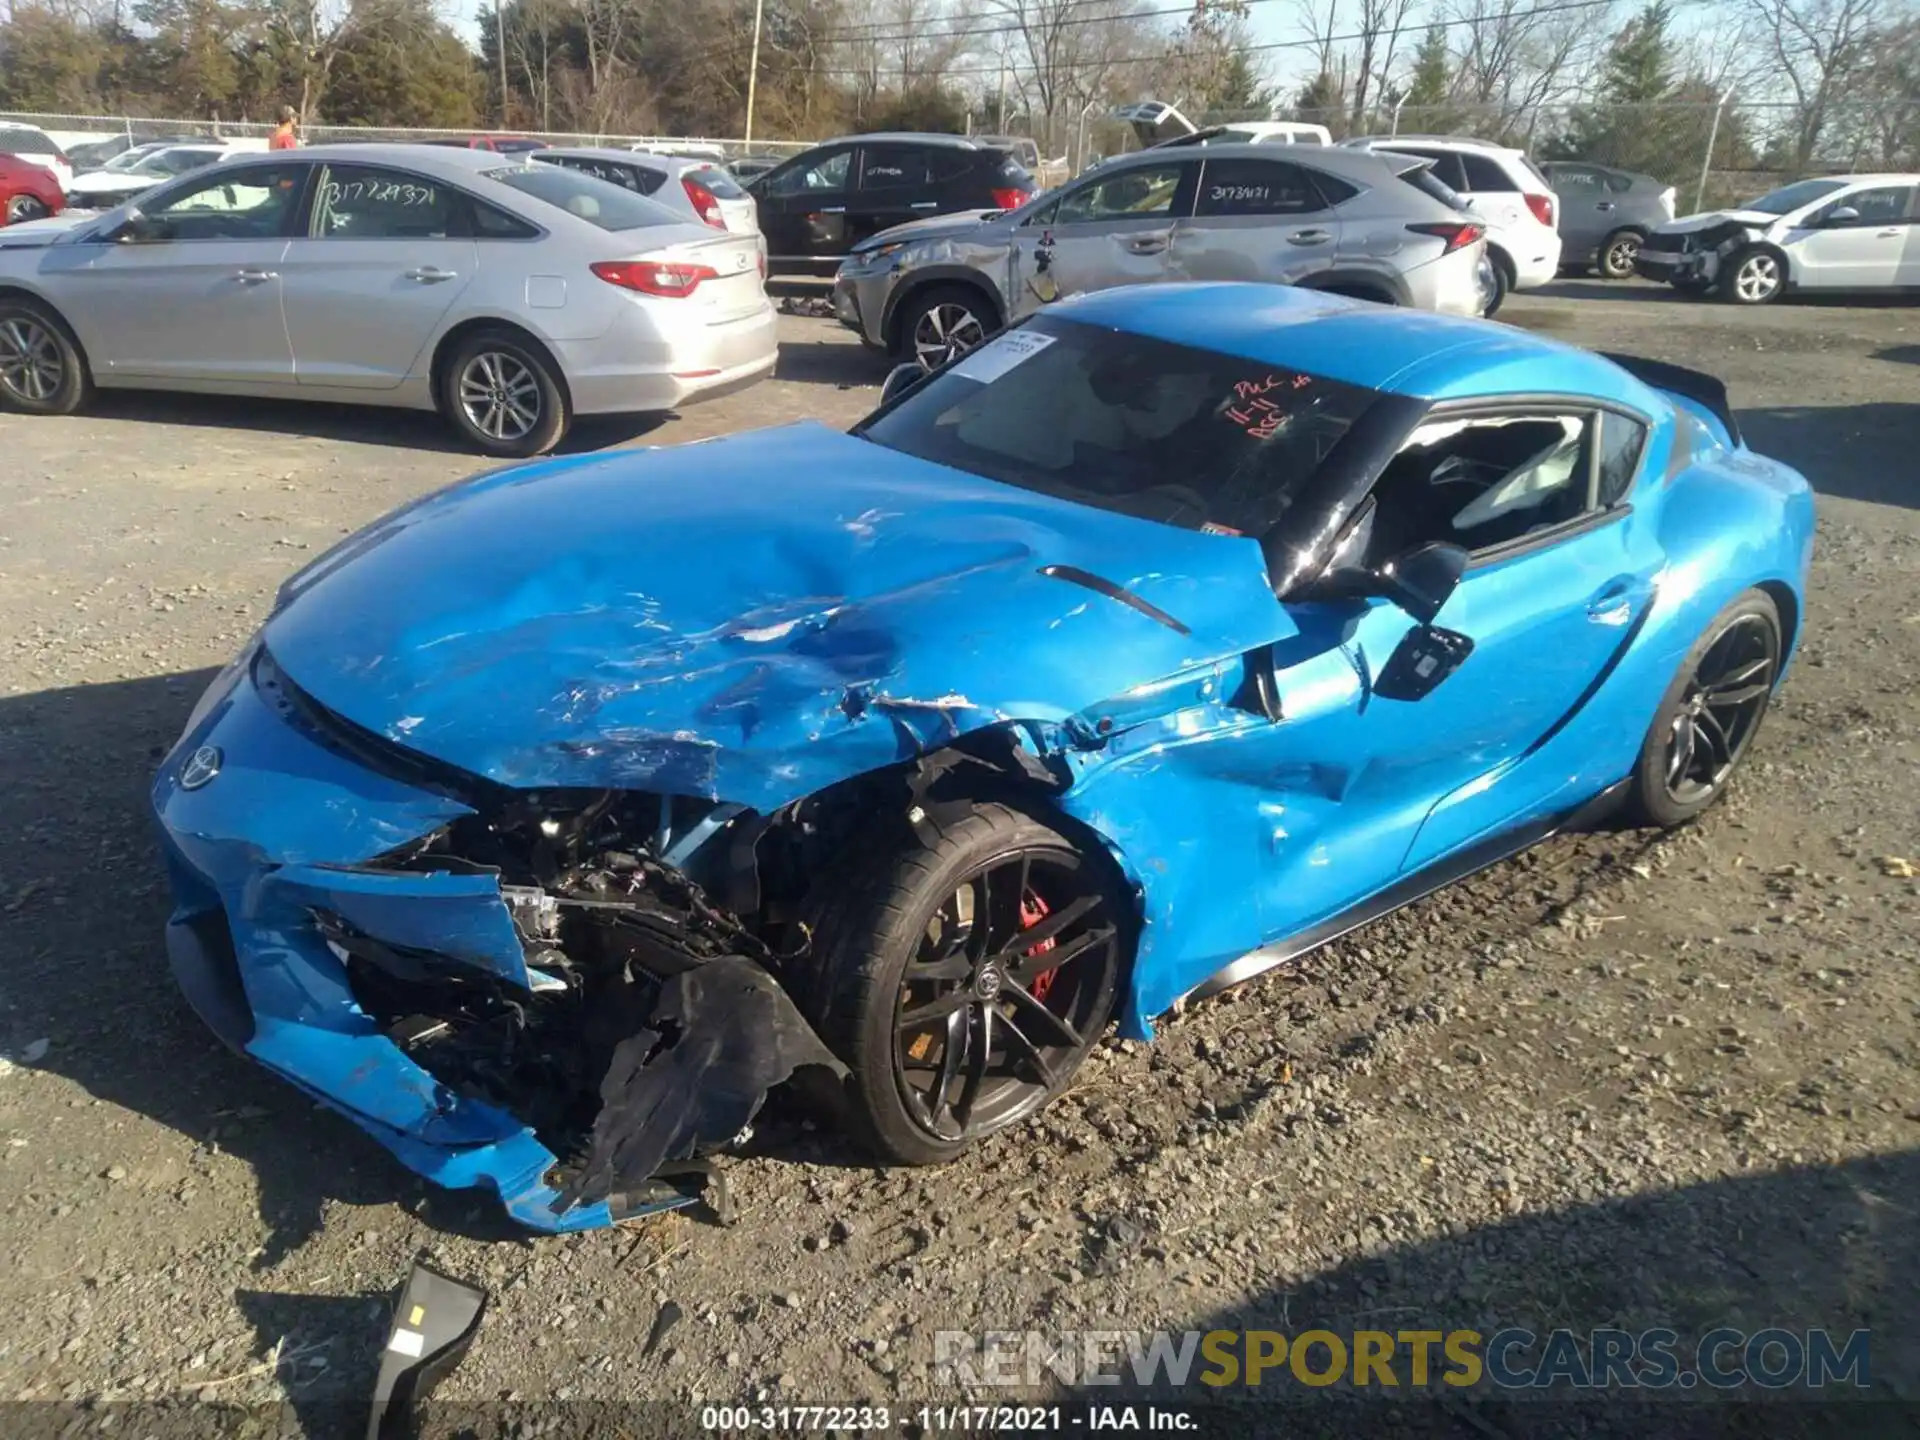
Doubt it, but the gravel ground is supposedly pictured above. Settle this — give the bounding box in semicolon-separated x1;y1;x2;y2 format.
1;284;1916;1438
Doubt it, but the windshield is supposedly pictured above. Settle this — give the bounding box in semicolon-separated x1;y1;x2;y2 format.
102;148;160;172
137;149;216;177
486;164;684;230
858;317;1378;536
1741;178;1847;214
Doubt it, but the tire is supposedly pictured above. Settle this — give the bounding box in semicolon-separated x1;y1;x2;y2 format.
1481;250;1513;317
439;327;569;457
0;295;91;416
897;284;998;373
5;195;49;225
804;800;1127;1166
1719;246;1786;306
1624;589;1782;828
1598;228;1644;280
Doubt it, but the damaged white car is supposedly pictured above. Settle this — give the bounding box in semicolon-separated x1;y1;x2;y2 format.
1633;173;1920;304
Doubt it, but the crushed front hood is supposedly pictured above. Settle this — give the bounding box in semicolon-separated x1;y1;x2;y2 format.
1656;209;1776;236
264;422;1289;807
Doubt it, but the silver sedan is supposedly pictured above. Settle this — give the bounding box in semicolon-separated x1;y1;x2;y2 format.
0;143;778;455
531;148;761;239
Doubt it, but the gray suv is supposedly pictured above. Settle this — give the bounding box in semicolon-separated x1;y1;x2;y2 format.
1543;162;1676;279
833;143;1493;370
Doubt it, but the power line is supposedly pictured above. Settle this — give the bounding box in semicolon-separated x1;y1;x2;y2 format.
802;0;1191;46
791;0;1624;77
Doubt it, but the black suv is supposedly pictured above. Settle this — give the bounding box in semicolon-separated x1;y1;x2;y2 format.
745;132;1036;278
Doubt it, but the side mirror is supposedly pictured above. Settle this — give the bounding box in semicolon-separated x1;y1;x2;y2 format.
1823;205;1860;225
111;207;158;244
880;362;923;406
1372;540;1468;624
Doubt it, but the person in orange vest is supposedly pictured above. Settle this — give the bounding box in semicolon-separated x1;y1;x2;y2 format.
270;106;299;150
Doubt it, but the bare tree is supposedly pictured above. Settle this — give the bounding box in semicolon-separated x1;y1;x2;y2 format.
990;0;1154;156
1445;0;1604;132
1745;0;1885;168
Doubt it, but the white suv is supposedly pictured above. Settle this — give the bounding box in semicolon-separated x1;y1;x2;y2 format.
1341;136;1561;313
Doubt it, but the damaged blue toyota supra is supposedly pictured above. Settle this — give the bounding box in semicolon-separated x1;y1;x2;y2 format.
153;283;1813;1232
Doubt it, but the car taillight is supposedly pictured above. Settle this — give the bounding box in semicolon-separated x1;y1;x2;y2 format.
990;187;1028;211
591;260;718;297
1525;192;1555;228
681;176;725;228
1407;221;1485;254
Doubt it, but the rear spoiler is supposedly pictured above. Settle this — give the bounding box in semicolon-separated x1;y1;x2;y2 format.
1599;352;1742;446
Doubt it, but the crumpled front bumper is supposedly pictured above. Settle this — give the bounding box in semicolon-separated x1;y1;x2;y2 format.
152;654;682;1232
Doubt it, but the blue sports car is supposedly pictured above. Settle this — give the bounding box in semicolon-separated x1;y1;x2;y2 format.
153;284;1813;1232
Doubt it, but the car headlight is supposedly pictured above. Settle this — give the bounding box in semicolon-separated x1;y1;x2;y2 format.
844;243;906;271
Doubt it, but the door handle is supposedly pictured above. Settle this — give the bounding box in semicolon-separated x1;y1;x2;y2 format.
1586;579;1639;626
405;267;458;283
819;206;846;214
1596;201;1615;211
1287;228;1332;245
910;201;938;209
1876;227;1900;237
1124;232;1171;255
234;269;277;284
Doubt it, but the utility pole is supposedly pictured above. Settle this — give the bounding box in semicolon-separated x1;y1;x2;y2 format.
744;0;767;144
1696;89;1731;213
496;0;510;128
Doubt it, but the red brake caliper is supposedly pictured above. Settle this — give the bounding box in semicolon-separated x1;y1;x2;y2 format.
1020;890;1058;1002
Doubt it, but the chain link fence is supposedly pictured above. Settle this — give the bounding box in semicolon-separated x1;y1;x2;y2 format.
0;110;814;161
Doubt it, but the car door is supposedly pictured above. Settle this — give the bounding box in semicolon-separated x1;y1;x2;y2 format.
849;142;937;246
1173;155;1345;286
1005;160;1198;320
45;159;307;384
1547;164;1608;256
1787;184;1916;289
277;161;478;390
750;145;854;276
1319;404;1663;879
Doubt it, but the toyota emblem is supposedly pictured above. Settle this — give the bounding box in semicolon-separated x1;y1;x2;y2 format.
178;745;223;790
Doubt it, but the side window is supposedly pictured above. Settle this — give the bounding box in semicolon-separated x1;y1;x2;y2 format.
1460;152;1517;193
311;165;461;239
1055;164;1189;223
1595;412;1648;506
1605;171;1635;194
1828;185;1912;225
1364;411;1597;558
1393;148;1466;190
1195;159;1326;216
1552;167;1601;193
766;148;851;196
141;163;307;240
930;148;975;182
471;199;540;239
859;146;931;190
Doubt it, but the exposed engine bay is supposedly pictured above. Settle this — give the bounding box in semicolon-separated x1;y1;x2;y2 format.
322;738;1046;1221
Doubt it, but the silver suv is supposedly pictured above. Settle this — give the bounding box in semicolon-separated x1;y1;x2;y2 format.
833;143;1492;370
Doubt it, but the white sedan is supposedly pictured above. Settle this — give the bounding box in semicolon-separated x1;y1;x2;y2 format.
0;144;778;455
1634;172;1920;304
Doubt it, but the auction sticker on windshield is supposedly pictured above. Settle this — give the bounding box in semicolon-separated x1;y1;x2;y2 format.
953;329;1056;383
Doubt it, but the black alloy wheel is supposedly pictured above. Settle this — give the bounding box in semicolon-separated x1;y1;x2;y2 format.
892;849;1119;1145
1626;589;1782;827
1661;612;1778;806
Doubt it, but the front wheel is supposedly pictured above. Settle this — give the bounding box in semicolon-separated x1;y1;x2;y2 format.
0;296;91;415
899;285;997;373
1624;590;1782;828
1598;228;1643;280
1720;247;1785;305
439;328;569;457
806;802;1126;1166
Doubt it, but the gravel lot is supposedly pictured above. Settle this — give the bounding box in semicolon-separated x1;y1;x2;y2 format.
1;284;1916;1436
